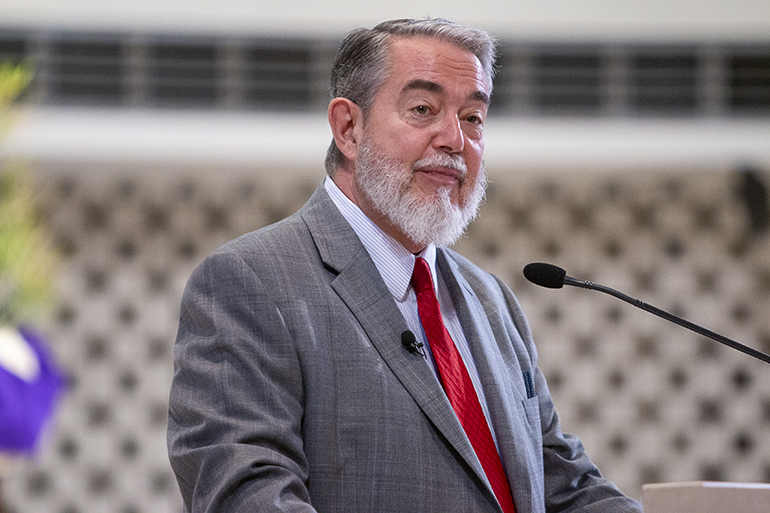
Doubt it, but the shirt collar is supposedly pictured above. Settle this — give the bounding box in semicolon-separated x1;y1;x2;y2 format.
324;176;438;301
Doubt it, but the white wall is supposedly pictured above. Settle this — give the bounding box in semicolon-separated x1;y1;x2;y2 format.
6;109;770;175
1;0;769;42
1;0;769;173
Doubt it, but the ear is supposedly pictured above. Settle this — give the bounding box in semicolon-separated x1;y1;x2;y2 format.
328;98;363;162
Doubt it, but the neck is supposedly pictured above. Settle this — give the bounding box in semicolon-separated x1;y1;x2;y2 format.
331;170;426;254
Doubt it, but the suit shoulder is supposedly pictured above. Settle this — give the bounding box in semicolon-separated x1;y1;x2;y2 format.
212;210;309;260
441;248;528;324
442;248;503;291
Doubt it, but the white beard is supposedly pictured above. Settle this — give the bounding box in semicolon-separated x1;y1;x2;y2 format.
355;134;486;248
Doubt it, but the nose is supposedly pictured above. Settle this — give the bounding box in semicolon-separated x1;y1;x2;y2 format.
433;113;464;154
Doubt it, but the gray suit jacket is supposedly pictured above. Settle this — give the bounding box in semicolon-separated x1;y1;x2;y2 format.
167;184;642;513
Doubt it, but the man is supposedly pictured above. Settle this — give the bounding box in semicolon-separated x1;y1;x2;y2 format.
167;18;643;512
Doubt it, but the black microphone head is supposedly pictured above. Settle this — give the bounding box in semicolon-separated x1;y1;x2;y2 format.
401;330;424;356
401;330;417;347
523;263;567;289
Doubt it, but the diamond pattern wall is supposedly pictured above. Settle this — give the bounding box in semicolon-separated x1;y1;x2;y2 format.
2;165;769;511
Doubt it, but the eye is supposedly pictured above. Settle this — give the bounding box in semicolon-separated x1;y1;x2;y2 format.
413;105;430;115
465;114;483;125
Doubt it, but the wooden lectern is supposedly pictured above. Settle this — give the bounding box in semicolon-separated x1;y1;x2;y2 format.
642;481;770;513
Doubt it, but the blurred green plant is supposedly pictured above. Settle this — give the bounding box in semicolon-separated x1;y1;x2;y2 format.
0;62;59;325
0;62;32;135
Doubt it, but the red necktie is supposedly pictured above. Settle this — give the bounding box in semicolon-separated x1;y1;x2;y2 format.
411;257;516;513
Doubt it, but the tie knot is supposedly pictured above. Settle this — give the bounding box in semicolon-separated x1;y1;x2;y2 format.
411;257;434;295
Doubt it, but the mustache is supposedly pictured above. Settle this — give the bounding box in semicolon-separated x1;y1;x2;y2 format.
412;153;468;179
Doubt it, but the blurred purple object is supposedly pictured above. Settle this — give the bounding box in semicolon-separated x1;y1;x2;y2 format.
0;327;64;453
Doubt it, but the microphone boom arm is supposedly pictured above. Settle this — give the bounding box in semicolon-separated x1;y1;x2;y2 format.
564;276;770;365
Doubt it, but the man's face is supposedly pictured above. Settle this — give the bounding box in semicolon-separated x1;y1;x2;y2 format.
352;36;490;250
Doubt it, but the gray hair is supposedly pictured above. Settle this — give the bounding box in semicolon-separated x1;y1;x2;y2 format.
324;18;498;175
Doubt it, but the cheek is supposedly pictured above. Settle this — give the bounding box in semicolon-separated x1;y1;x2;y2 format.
464;141;485;172
388;121;436;154
403;135;435;162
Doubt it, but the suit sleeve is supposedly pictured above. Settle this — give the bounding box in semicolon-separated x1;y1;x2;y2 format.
167;250;316;512
494;277;643;513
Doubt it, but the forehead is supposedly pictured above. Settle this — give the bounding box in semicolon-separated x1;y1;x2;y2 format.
383;36;490;96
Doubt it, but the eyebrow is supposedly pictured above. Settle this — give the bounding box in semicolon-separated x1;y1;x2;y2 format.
470;90;491;105
401;79;490;106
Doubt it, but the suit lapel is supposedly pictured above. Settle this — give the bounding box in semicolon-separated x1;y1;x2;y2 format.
438;251;539;513
299;185;491;495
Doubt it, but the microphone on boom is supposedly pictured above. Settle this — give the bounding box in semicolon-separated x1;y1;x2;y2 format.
522;262;770;365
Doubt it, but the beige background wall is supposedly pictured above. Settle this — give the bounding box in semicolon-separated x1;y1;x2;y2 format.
3;164;769;512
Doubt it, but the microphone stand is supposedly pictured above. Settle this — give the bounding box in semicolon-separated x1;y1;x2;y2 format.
563;275;770;365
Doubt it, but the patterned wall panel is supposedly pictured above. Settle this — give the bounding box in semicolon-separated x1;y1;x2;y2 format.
2;165;769;511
